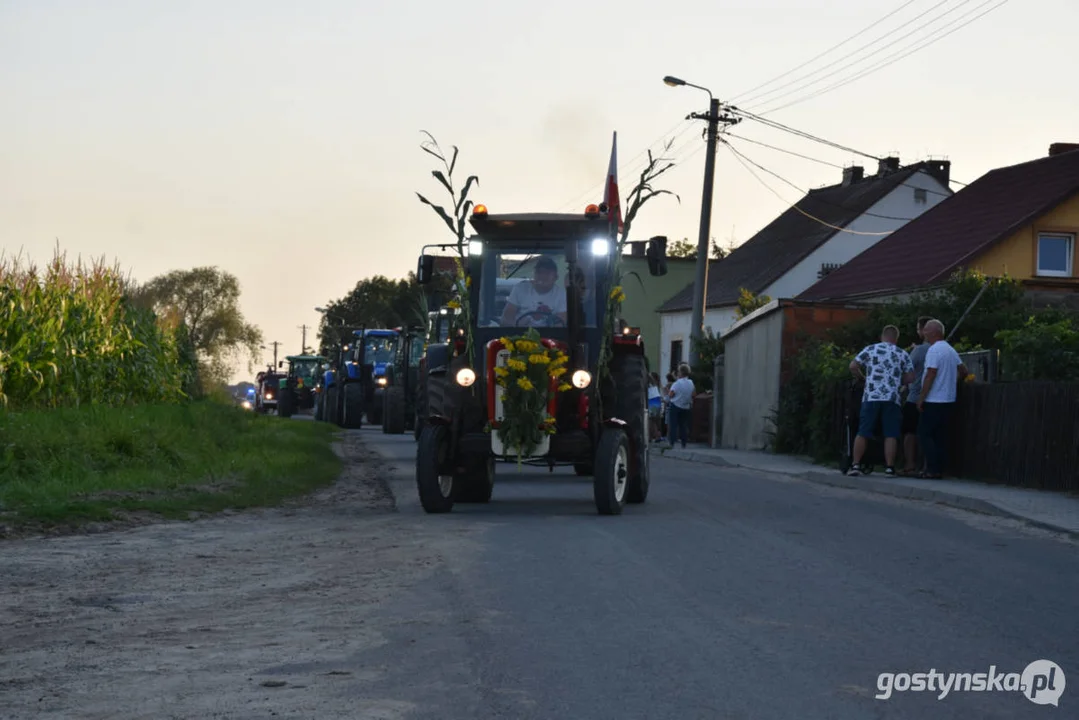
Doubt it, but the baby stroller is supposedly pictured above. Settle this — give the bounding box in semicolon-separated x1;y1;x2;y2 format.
838;379;884;475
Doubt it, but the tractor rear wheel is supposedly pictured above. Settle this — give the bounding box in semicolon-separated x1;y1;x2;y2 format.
613;354;650;504
342;382;364;429
416;425;455;513
455;456;494;503
413;378;428;441
593;428;628;515
383;386;406;434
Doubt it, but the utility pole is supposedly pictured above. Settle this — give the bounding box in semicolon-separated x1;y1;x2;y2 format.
687;97;740;368
298;325;309;354
270;341;281;368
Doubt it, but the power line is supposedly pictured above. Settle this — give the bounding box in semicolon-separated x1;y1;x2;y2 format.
728;107;882;161
757;0;1010;115
739;0;968;109
720;139;897;236
728;0;922;104
724;133;956;198
722;137;923;220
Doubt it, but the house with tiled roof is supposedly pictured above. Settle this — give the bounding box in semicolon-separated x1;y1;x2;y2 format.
799;143;1079;304
655;157;953;374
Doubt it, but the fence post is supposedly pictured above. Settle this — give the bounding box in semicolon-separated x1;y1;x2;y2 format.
711;353;724;448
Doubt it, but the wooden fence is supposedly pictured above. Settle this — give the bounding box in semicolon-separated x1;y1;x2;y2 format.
829;381;1079;493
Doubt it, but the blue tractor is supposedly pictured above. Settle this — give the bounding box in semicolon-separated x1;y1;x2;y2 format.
357;328;399;426
315;327;400;428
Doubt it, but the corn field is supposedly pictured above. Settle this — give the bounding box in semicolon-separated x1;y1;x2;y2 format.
0;249;198;409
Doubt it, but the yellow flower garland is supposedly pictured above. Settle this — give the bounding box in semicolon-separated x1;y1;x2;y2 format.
492;328;572;467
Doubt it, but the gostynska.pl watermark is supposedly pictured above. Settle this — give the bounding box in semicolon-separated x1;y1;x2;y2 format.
876;659;1065;706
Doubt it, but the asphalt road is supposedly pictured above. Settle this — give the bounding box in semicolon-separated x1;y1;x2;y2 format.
356;426;1078;720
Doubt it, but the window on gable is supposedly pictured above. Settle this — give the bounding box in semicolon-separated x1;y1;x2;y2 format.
913;187;927;204
1036;233;1074;277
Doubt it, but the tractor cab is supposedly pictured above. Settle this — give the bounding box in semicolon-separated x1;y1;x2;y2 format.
413;202;669;516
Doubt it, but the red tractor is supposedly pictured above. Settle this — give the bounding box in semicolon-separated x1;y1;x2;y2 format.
413;203;668;515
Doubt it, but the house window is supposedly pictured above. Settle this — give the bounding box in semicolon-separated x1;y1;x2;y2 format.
670;340;683;373
1036;233;1074;277
913;187;927;204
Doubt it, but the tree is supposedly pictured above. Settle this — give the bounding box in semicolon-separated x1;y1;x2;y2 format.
132;267;262;385
667;238;728;260
735;288;771;318
316;273;446;356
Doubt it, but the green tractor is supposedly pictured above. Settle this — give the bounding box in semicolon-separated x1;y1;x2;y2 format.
276;354;327;418
412;203;669;515
380;325;427;435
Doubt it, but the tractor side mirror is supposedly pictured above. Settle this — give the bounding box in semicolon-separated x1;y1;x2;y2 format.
646;236;669;277
417;254;435;284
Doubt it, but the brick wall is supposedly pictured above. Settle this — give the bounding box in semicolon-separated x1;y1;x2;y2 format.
778;303;870;384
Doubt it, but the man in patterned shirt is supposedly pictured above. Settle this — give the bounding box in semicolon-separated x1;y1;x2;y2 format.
847;325;916;476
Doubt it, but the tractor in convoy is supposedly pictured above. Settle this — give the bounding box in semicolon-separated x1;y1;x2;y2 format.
276;354;326;418
316;332;370;429
412;202;669;515
413;305;459;440
254;367;284;413
380;325;427;435
356;328;398;426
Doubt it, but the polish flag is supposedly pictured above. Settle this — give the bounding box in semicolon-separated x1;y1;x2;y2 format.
603;131;623;235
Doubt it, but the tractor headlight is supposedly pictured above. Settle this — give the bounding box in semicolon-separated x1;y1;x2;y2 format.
377;377;387;386
456;367;476;387
571;369;591;389
265;392;273;400
591;238;610;255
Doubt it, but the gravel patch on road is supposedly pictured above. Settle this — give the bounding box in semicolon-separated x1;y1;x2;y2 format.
0;430;477;719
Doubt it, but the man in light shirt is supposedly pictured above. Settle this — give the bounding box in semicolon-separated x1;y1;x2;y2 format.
667;363;695;449
500;257;567;327
916;319;970;479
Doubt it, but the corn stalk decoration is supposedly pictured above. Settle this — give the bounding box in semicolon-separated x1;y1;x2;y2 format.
415;131;479;368
596;139;680;397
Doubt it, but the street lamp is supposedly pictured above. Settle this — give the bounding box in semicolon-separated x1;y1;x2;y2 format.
663;74;737;368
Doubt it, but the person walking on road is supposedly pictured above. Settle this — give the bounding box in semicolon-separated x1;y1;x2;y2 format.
916;319;970;479
667;364;695;449
847;325;915;477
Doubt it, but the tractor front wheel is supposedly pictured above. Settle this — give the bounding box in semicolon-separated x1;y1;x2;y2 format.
593;428;629;515
613;354;650;504
416;425;455;514
383;386;406;434
342;382;364;429
325;386;340;426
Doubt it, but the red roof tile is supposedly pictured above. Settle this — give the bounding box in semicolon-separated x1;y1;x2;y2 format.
799;148;1079;300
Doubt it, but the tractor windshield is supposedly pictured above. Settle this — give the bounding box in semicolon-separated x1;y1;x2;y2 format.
477;248;597;328
291;360;320;380
365;337;396;364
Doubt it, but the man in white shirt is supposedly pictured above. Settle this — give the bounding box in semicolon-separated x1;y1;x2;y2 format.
667;363;695;448
500;257;567;327
916;319;970;479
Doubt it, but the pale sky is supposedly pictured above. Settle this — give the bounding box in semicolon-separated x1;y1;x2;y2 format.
3;0;1076;382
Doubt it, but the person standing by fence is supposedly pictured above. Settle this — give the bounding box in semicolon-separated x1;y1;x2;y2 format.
901;316;932;475
847;325;915;477
648;372;663;441
667;364;695;449
916;319;970;479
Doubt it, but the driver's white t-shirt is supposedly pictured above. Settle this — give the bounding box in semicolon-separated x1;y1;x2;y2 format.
507;281;566;323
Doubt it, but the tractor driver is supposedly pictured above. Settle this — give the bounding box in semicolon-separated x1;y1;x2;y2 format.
499;256;567;327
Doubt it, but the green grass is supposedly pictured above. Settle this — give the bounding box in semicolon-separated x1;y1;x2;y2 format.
0;401;341;530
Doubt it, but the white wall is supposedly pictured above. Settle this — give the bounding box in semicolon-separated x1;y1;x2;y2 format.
659;306;740;374
767;170;951;299
721;308;785;450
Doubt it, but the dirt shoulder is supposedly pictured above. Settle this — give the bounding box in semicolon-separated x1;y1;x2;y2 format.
0;430;476;719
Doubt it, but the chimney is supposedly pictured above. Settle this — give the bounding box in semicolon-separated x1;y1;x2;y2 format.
877;156;900;176
925;159;951;188
842;165;864;186
1049;143;1079;157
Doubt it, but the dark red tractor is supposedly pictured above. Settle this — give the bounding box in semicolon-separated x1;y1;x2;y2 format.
413;203;668;515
